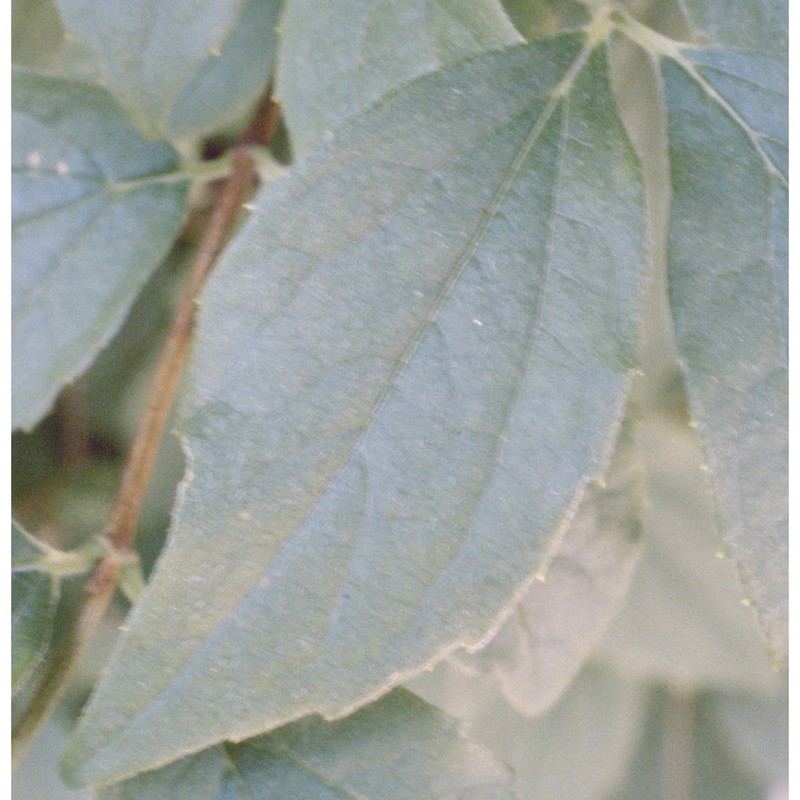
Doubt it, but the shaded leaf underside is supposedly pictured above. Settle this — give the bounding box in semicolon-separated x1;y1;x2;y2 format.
64;36;645;785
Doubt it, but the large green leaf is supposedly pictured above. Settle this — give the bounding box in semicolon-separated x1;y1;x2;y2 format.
12;68;187;430
64;36;645;785
275;0;522;158
679;0;786;51
54;0;281;139
661;0;787;662
96;690;517;799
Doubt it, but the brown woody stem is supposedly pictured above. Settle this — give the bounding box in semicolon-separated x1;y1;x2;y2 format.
106;145;256;552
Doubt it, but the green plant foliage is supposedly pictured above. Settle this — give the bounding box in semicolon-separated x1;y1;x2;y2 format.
706;685;788;788
594;414;777;692
275;0;522;157
412;661;649;800
55;0;282;140
11;0;64;69
12;523;59;697
162;0;283;140
12;68;188;430
62;34;646;784
10;0;787;797
96;690;516;799
446;417;643;716
663;0;788;663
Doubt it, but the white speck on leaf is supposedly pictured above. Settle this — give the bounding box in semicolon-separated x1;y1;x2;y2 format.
26;151;41;169
56;161;69;176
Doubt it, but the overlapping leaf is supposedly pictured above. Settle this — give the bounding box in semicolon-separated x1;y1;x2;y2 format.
12;522;59;697
55;0;281;139
662;0;787;661
441;416;643;717
64;35;645;786
595;416;776;692
97;690;517;799
275;0;521;157
410;663;648;800
12;68;187;430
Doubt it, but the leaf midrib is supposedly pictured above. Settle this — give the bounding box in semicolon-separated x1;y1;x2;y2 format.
74;41;597;771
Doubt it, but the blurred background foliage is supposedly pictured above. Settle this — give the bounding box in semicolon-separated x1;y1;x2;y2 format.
12;0;787;797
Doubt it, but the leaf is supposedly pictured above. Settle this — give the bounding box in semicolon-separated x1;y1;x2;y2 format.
12;68;188;431
410;662;648;800
441;415;643;717
54;0;281;139
12;523;59;696
163;0;282;139
64;36;646;785
275;0;522;157
679;0;786;52
595;415;777;692
661;0;788;662
96;690;517;799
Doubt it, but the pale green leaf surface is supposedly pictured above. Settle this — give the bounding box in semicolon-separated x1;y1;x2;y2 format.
276;0;522;158
55;0;279;139
444;416;643;717
12;524;59;695
98;690;516;799
410;663;648;800
165;0;282;139
661;7;788;661
679;0;786;52
64;38;645;785
595;416;776;692
12;69;187;430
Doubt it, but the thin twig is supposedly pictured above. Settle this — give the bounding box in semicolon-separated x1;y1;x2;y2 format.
12;556;123;770
11;94;279;766
106;145;256;553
